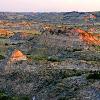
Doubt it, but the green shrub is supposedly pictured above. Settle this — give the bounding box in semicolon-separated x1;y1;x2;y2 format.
0;92;8;100
87;71;100;79
0;55;5;60
95;46;100;51
0;91;29;100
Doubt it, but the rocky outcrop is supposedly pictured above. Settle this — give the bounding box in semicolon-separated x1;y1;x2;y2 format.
1;49;27;73
75;29;100;46
8;49;27;63
0;29;14;37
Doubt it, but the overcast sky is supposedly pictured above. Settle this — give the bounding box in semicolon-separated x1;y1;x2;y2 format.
0;0;100;12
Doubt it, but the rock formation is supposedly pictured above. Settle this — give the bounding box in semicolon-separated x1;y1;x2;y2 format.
8;49;27;63
75;29;100;46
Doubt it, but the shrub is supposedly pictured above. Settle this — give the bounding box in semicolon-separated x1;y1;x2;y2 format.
0;92;8;100
0;91;29;100
0;55;5;60
5;43;9;46
87;71;100;79
47;56;61;62
95;46;100;51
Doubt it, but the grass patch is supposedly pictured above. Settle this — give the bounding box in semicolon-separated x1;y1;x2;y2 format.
14;30;41;35
95;46;100;51
27;54;62;62
27;54;48;61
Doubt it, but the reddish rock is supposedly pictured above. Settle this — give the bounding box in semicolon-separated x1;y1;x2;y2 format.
0;29;14;37
75;29;100;46
9;49;27;63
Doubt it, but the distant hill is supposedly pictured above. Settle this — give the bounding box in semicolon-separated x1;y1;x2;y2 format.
0;11;100;24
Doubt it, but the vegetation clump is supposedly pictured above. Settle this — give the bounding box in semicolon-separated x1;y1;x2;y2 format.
47;56;61;62
87;71;100;79
0;55;5;60
0;91;29;100
95;46;100;51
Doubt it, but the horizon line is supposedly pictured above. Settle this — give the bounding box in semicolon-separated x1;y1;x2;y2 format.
0;10;100;13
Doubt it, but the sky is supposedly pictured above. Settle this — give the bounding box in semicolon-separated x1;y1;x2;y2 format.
0;0;100;12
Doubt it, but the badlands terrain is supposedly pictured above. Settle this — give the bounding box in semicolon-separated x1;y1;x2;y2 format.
0;11;100;100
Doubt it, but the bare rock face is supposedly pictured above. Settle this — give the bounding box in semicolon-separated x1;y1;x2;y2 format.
3;49;27;72
75;29;100;46
8;49;27;63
